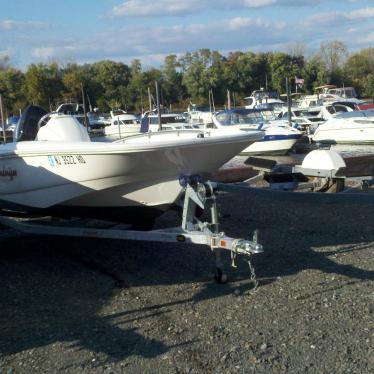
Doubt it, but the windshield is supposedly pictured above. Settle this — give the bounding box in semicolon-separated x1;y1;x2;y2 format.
113;118;140;125
260;110;277;121
216;111;263;126
149;115;185;125
252;90;279;100
112;110;126;116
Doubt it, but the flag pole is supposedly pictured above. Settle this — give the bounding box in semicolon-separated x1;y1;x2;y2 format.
0;95;6;143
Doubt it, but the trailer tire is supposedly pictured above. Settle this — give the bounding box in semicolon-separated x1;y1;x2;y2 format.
312;177;344;193
214;267;228;284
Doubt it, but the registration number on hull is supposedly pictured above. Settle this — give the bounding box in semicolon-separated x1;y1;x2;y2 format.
48;155;86;167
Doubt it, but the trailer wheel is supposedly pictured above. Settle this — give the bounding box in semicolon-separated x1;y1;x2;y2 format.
214;267;228;284
312;177;344;193
326;178;345;193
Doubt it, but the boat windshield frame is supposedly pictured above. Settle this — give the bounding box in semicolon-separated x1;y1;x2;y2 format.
215;110;264;126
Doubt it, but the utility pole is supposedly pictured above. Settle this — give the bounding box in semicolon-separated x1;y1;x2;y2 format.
155;81;162;131
148;87;152;112
208;90;212;113
210;89;215;113
140;90;144;115
81;83;88;129
0;95;6;143
286;77;292;127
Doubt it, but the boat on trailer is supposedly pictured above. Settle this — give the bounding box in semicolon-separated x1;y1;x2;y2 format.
0;105;263;227
0;105;266;282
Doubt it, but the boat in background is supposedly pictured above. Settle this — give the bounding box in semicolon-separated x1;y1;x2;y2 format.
244;90;286;115
212;108;302;155
318;102;355;121
312;109;374;145
276;108;324;134
315;85;365;105
104;109;141;139
0;105;263;227
56;103;107;135
188;104;215;127
145;112;200;132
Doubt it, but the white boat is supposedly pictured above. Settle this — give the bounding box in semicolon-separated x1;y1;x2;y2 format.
146;112;200;132
244;90;286;115
87;111;110;135
212;109;302;156
318;103;354;121
104;110;141;139
276;108;324;134
312;110;374;144
0;106;263;226
55;103;107;135
315;85;365;105
187;104;215;126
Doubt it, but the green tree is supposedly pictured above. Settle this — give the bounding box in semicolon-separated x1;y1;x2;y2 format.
344;48;374;97
23;62;63;110
126;59;146;112
0;67;25;115
91;60;131;110
304;55;328;93
180;49;225;104
162;54;185;107
269;52;304;93
362;74;374;98
318;40;348;84
61;63;87;104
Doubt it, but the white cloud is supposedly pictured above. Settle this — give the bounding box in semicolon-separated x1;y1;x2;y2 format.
227;17;254;30
110;0;354;17
111;0;205;17
109;0;300;17
304;7;374;26
32;47;57;58
348;7;374;19
356;31;374;44
6;2;374;69
0;48;14;57
0;20;48;31
241;0;277;7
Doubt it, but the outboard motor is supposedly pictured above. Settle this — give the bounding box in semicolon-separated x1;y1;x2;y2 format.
14;105;48;142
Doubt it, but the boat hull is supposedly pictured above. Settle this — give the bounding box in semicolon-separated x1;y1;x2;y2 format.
240;135;300;156
312;114;374;145
0;130;262;221
313;127;374;145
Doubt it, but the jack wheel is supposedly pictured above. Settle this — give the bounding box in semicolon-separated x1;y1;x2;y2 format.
312;177;344;193
214;268;228;284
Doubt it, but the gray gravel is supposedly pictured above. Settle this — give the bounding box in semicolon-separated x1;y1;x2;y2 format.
0;188;373;373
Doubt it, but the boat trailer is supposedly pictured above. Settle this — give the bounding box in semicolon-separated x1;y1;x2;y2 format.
3;150;374;285
0;180;263;285
244;149;374;193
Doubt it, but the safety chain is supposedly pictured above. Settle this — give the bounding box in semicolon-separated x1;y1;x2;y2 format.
247;257;259;291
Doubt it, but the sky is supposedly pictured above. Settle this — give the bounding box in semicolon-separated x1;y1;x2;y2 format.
0;0;373;70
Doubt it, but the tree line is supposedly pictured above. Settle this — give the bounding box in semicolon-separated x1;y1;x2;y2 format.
0;41;373;117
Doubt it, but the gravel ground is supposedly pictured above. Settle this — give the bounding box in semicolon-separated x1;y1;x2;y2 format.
0;187;373;373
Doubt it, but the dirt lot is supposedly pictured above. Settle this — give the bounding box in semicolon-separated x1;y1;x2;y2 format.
0;188;373;373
